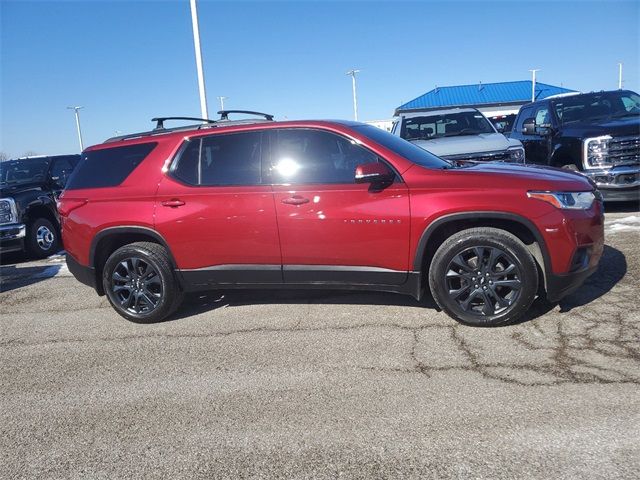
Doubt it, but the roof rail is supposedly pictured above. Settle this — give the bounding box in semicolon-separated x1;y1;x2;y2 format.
151;116;216;130
218;110;274;121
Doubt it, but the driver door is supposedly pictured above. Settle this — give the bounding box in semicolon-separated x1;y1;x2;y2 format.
267;128;411;285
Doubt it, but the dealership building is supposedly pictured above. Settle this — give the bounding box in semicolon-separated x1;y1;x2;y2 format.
394;80;576;118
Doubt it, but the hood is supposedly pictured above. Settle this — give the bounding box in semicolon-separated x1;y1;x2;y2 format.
409;133;519;157
0;182;46;198
561;115;640;138
405;161;593;192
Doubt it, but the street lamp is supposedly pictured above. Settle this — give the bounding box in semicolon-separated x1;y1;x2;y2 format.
346;69;360;121
66;106;84;151
217;96;228;111
529;69;540;102
190;0;209;120
618;62;623;89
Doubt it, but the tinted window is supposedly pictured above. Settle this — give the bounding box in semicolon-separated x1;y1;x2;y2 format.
66;143;157;190
353;124;450;170
269;129;379;184
172;131;262;186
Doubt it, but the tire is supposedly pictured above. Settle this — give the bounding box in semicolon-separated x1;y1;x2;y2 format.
428;227;538;327
27;217;60;259
102;242;184;323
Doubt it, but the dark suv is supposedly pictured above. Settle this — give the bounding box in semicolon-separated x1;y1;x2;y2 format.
509;90;640;201
1;154;80;257
61;112;604;327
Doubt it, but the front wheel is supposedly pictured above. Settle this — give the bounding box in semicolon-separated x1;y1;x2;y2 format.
102;242;184;323
428;227;538;327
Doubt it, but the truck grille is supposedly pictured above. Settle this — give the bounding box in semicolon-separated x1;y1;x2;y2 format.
442;150;511;163
609;135;640;166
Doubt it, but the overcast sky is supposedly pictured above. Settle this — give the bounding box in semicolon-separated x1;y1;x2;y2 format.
1;0;638;157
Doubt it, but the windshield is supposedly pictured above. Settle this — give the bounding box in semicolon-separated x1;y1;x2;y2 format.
401;111;495;141
354;124;451;169
553;91;640;124
0;158;50;187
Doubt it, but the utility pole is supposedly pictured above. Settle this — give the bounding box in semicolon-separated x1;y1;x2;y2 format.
618;62;623;89
346;69;360;121
66;106;84;151
190;0;209;120
529;69;540;102
217;96;227;111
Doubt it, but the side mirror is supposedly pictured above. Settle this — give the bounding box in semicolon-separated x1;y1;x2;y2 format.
355;162;394;184
522;118;536;135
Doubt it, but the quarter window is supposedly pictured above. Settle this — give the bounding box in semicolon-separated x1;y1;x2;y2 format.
172;131;262;186
66;143;157;190
269;129;379;184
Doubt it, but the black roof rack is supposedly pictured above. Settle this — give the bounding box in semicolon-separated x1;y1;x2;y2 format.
151;116;216;130
218;110;274;121
104;111;275;143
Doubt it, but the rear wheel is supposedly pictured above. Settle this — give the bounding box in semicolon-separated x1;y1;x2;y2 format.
102;242;184;323
428;228;538;327
27;218;60;259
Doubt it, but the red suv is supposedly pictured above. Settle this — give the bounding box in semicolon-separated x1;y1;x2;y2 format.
60;112;604;327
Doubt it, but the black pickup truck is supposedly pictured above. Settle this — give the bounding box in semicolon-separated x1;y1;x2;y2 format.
1;154;80;257
509;89;640;201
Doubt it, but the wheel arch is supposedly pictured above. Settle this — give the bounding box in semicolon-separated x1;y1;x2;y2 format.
89;226;179;295
414;212;551;292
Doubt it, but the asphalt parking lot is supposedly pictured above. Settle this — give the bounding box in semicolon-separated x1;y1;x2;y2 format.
1;205;639;479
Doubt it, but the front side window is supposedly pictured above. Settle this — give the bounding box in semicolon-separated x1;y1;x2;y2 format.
269;129;379;184
514;106;534;133
172;131;262;186
534;106;551;127
50;158;76;188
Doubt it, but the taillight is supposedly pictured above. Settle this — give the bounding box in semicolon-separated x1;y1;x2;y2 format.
57;198;87;216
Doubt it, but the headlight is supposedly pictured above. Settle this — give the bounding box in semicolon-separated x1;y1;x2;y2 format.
583;136;611;169
527;191;596;210
507;146;525;163
0;198;17;224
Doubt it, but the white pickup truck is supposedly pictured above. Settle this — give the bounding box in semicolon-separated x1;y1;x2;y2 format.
391;107;525;163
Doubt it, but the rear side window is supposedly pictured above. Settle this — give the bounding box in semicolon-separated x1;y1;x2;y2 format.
171;131;262;186
65;143;157;190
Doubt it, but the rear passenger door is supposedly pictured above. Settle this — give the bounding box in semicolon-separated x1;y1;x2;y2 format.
267;128;411;285
155;131;282;285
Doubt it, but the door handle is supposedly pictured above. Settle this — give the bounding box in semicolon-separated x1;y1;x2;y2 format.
161;199;185;208
281;196;310;206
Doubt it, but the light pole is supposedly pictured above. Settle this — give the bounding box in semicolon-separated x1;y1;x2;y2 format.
618;62;623;89
190;0;209;120
66;106;84;151
346;69;360;121
217;96;228;111
529;69;540;102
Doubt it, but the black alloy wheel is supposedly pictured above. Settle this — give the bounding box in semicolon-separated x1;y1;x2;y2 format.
444;246;522;317
429;227;538;327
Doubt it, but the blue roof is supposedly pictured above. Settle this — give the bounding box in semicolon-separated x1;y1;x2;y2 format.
396;80;576;113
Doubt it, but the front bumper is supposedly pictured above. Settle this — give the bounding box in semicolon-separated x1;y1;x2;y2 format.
0;223;26;253
546;265;598;302
583;165;640;202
